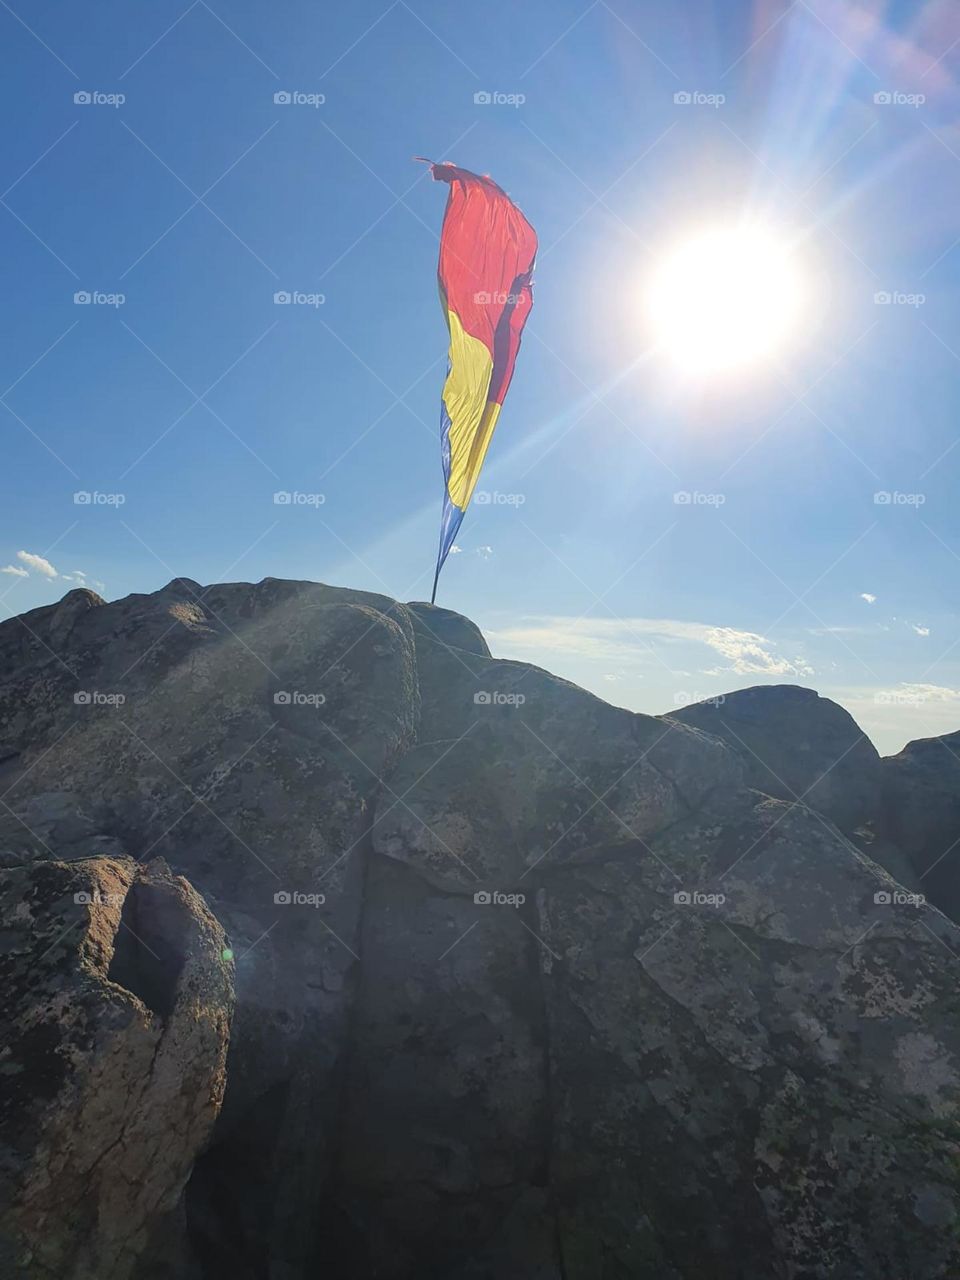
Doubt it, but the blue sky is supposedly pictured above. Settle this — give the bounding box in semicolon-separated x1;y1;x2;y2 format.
2;0;960;754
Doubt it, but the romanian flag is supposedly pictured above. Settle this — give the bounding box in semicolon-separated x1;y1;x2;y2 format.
427;162;537;601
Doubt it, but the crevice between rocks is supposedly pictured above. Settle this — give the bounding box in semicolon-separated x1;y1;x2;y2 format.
520;885;569;1280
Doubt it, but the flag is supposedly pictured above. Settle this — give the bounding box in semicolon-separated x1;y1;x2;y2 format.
426;162;537;601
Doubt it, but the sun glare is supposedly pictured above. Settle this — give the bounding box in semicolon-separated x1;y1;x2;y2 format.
646;226;805;376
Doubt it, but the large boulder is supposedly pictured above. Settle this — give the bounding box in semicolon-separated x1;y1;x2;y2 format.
2;579;959;1279
882;731;960;920
537;788;960;1279
0;856;233;1280
669;684;882;834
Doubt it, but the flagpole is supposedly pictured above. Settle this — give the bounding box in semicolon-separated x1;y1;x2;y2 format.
430;561;440;606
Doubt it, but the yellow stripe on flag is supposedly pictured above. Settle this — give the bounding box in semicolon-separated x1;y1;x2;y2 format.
441;309;501;510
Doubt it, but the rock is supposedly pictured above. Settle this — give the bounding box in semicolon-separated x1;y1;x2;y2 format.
669;684;882;833
539;788;960;1279
2;579;959;1279
882;731;960;920
406;601;491;657
0;856;233;1280
374;647;742;892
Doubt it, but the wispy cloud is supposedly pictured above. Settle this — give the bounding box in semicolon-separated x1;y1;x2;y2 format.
893;683;960;702
487;615;813;678
0;565;28;578
860;592;876;604
911;623;930;637
17;550;58;578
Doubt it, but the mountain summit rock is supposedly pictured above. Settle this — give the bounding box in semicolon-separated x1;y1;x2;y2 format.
1;578;958;1279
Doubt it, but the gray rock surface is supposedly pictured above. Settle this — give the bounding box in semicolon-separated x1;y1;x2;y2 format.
670;684;882;834
882;730;960;921
0;579;958;1279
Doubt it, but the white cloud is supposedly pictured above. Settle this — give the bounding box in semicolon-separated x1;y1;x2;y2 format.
448;546;462;556
487;615;813;678
17;550;57;578
911;624;930;637
0;565;28;578
475;545;493;559
896;683;960;702
860;592;876;604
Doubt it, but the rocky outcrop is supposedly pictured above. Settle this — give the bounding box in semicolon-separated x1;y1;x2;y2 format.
670;684;882;834
882;731;960;921
0;856;233;1280
1;579;958;1279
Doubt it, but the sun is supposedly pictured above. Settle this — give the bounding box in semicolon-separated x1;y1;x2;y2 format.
645;225;805;375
